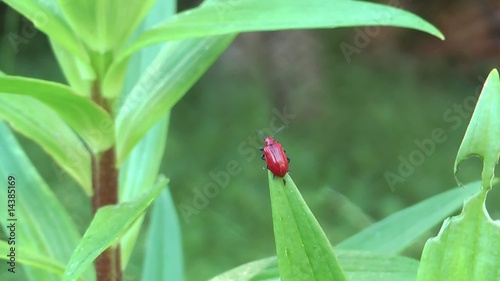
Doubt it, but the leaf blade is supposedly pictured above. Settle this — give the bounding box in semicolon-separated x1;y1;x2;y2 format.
118;0;176;268
115;35;234;163
3;0;89;62
210;250;419;281
337;182;482;253
124;0;443;60
0;95;92;195
417;190;500;281
454;68;500;189
0;76;114;152
62;176;169;281
269;173;347;280
141;188;183;281
56;0;156;52
0;121;94;281
104;0;443;98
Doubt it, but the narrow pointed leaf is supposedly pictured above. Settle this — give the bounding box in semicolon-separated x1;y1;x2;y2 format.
417;190;500;281
337;181;481;253
0;121;94;281
119;114;169;268
115;35;234;163
210;250;419;281
141;188;183;281
0;95;91;194
118;0;175;268
62;176;169;281
0;241;88;281
105;0;442;98
123;0;443;61
0;76;114;152
268;173;347;280
454;68;500;189
3;0;89;62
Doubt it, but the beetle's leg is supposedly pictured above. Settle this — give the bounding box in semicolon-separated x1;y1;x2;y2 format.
259;147;264;151
287;157;290;163
261;154;265;160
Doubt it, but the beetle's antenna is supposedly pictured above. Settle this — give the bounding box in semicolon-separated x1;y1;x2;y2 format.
256;130;265;140
272;125;288;137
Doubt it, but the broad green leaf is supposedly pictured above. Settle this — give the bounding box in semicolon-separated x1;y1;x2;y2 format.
118;0;176;269
417;190;500;281
0;94;91;195
141;188;183;281
104;0;442;98
268;173;347;280
56;0;155;53
210;250;419;281
0;121;94;281
124;0;443;63
337;181;482;253
62;176;169;281
0;76;113;152
3;0;89;63
454;68;500;190
115;34;234;163
0;240;88;281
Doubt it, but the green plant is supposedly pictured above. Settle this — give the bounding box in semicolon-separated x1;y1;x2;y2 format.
0;0;497;280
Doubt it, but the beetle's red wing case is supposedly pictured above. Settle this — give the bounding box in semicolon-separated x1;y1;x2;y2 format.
262;141;289;177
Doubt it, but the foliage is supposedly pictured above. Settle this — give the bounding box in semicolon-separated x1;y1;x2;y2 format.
0;0;497;281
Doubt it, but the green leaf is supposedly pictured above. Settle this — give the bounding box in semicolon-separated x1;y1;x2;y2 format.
337;181;482;253
268;173;347;280
124;0;443;61
50;40;95;96
210;250;419;281
115;34;235;163
62;176;169;281
141;188;183;281
417;190;500;281
0;121;94;281
209;256;278;281
0;76;114;152
119;114;169;268
104;0;442;98
118;0;176;268
0;240;89;281
3;0;89;62
0;95;91;195
454;69;500;190
56;0;155;52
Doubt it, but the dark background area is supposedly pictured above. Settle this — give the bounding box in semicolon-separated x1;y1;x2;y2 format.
1;1;499;280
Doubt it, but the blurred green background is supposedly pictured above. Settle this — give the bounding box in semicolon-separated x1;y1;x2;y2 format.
1;1;499;280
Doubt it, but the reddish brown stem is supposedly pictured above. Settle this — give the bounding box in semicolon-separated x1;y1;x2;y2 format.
91;82;121;281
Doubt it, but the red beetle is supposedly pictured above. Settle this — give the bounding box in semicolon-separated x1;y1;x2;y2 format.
260;136;290;178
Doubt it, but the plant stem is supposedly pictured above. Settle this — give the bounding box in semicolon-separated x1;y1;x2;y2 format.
91;148;121;281
91;82;121;281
